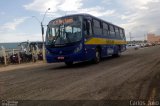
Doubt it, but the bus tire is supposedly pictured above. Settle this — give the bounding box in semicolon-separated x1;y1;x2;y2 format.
93;48;101;64
65;62;73;66
116;50;121;57
113;47;121;57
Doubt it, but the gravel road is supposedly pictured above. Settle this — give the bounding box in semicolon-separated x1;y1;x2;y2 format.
0;46;160;100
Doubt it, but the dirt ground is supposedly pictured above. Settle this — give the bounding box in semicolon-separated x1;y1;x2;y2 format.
0;46;160;101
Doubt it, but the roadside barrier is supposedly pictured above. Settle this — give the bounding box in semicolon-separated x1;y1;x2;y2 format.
0;47;43;65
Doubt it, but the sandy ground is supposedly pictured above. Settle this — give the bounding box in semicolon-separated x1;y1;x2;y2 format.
0;61;47;72
0;46;160;101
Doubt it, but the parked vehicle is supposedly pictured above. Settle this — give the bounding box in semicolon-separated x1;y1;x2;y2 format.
139;43;146;48
126;44;140;50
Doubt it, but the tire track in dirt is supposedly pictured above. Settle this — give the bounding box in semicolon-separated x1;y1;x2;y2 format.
0;46;160;100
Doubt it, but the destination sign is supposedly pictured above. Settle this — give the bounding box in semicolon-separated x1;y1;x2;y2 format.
53;18;73;25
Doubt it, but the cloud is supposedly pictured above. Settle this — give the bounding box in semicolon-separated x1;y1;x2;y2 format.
59;0;83;11
101;0;111;5
79;7;115;17
24;0;115;17
18;0;160;41
24;0;62;13
24;0;83;13
0;17;28;31
121;0;159;10
115;0;160;40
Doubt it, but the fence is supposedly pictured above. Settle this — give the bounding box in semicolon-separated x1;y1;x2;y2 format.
0;47;43;65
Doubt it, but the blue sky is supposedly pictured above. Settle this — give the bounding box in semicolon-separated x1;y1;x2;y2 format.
0;0;160;42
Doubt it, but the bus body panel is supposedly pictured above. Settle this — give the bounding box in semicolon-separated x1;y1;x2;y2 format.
46;43;87;63
84;37;126;59
46;51;86;63
45;38;126;63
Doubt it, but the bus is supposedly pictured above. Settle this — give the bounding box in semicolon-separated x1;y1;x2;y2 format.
19;41;43;54
45;14;126;65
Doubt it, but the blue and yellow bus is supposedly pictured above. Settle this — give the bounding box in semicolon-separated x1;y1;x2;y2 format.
45;14;126;65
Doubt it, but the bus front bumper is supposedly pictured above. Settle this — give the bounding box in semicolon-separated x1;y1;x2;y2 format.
46;53;86;63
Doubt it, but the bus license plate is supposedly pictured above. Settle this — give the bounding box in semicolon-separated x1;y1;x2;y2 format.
58;57;64;60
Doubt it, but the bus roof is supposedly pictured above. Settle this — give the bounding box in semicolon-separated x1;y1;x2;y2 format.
49;13;124;30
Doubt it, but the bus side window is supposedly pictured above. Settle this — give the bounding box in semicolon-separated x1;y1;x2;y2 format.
84;19;92;38
93;19;102;36
103;23;109;36
115;27;120;39
109;25;115;37
122;29;126;40
120;29;125;40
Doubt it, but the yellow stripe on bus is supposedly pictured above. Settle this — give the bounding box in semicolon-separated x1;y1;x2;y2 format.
85;38;127;45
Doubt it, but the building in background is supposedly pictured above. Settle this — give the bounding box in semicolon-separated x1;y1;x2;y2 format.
147;33;160;44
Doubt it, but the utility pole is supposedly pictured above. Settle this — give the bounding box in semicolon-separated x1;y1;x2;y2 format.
144;34;146;41
129;32;134;43
129;32;132;44
41;21;46;62
129;32;132;42
32;8;50;62
1;46;7;65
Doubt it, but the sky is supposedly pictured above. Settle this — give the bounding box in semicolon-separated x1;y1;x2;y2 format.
0;0;160;42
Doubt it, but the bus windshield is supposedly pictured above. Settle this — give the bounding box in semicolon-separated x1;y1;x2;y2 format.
46;16;82;46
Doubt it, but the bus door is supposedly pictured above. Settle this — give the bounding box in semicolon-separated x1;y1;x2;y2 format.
83;17;92;40
83;17;95;59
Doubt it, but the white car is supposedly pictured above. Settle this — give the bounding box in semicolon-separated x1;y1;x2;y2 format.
126;44;140;50
139;43;145;47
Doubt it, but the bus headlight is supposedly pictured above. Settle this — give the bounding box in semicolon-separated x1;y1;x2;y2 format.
74;43;82;53
46;49;51;55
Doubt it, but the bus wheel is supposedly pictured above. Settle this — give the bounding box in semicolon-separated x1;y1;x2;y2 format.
113;49;121;57
93;49;101;64
65;62;73;66
117;50;121;57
